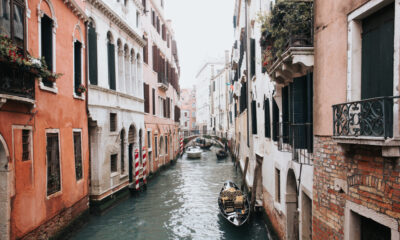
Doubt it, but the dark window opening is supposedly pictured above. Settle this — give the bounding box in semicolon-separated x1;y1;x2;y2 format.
152;88;156;115
74;41;82;95
251;100;257;135
110;154;117;173
107;34;116;90
110;113;117;132
88;22;98;85
22;129;30;161
41;14;54;87
120;130;125;173
265;98;271;138
144;83;150;113
46;132;60;196
360;215;390;240
275;168;281;203
272;98;279;142
240;81;247;113
73;132;83;180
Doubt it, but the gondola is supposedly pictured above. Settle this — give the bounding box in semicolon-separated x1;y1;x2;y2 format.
218;181;250;227
216;150;228;159
200;143;213;150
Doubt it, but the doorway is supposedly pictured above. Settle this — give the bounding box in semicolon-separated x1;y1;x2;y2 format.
301;191;312;240
128;125;137;183
286;169;299;240
0;134;10;239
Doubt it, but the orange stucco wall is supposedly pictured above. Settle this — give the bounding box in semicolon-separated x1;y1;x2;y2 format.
0;0;90;238
313;0;368;136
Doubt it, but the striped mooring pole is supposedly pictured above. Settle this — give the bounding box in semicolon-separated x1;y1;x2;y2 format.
142;146;147;185
180;137;183;155
134;148;140;190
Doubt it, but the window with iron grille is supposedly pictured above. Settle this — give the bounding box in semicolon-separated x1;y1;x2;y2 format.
46;132;61;196
110;154;117;173
120;130;125;173
22;129;30;161
110;113;117;132
73;131;83;180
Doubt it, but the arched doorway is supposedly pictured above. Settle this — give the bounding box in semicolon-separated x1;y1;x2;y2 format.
128;125;137;183
0;135;10;239
286;169;299;240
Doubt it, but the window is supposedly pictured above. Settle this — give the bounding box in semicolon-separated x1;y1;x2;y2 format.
251;100;257;135
147;131;151;148
192;111;195;117
275;168;280;203
110;154;117;173
88;22;98;85
22;129;30;161
142;0;146;9
264;98;271;138
192;122;195;128
152;88;156;115
159;136;163;155
240;81;247;113
41;14;54;87
185;122;187;127
166;97;171;118
120;130;125;173
74;40;82;95
73;131;83;180
151;10;155;26
160;0;164;8
136;11;140;28
144;83;150;113
143;37;148;64
272;98;279;142
46;132;61;196
184;112;187;117
107;32;116;90
250;38;256;77
154;136;158;157
110;113;117;132
0;0;26;50
165;136;167;153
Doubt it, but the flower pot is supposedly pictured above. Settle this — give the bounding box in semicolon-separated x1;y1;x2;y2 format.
47;76;57;83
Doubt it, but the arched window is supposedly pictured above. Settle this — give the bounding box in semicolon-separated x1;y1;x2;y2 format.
73;23;84;96
107;31;116;90
0;0;26;50
131;49;137;95
88;20;98;85
136;53;142;97
124;44;130;94
159;136;164;155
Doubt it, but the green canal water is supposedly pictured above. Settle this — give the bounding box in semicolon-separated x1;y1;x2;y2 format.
70;149;273;240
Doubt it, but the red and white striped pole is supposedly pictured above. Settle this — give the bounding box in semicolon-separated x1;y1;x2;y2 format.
134;149;140;190
142;146;147;185
180;137;183;155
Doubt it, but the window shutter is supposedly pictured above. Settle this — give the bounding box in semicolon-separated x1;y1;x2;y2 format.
143;37;148;64
265;98;271;138
282;86;289;143
240;81;247;113
306;72;313;153
144;83;149;113
291;76;307;149
88;24;98;85
272;98;279;142
152;88;156;115
251;100;257;134
167;97;170;118
108;43;116;90
251;38;256;78
74;41;82;94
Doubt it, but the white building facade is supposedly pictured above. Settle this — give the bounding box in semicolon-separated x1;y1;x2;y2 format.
86;0;146;211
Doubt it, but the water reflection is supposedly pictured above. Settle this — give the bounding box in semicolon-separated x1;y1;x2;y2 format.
70;148;270;240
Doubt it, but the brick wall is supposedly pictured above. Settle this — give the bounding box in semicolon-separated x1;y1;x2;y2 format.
313;136;400;240
21;196;89;240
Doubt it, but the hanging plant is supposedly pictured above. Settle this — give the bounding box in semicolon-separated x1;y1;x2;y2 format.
77;84;87;93
0;34;63;82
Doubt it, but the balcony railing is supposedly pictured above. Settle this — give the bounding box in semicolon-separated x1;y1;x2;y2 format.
332;97;397;139
0;62;35;100
275;122;313;165
158;77;169;91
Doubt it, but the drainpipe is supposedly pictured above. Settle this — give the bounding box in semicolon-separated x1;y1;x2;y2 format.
84;20;91;192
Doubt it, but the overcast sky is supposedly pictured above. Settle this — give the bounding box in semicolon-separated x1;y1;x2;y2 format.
165;0;235;89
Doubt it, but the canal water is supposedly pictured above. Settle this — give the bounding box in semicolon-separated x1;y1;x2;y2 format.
70;148;272;240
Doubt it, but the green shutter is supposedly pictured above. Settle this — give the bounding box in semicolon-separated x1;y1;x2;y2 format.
361;4;394;99
306;72;313;153
272;98;279;141
265;98;271;138
291;76;307;149
282;86;289;143
108;43;116;90
251;100;257;134
251;38;256;77
88;24;98;85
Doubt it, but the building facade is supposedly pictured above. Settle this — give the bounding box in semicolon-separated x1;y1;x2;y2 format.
142;0;181;174
180;88;197;137
0;0;90;238
313;0;400;239
85;0;146;210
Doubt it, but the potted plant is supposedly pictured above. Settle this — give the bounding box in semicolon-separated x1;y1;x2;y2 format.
77;84;87;94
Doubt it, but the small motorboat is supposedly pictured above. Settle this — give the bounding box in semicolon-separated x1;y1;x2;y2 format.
200;143;213;150
186;146;202;159
216;150;228;160
218;181;250;226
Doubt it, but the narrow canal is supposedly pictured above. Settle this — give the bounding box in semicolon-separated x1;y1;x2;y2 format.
70;148;272;240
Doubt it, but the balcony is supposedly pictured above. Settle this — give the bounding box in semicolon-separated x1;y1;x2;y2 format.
0;62;36;106
157;77;169;91
332;97;400;156
260;0;314;83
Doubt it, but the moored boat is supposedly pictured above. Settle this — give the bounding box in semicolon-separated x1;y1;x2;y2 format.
218;181;250;226
186;146;202;159
216;150;228;159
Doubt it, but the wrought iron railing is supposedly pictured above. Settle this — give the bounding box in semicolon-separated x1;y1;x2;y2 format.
275;122;313;165
0;62;35;99
332;97;398;138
